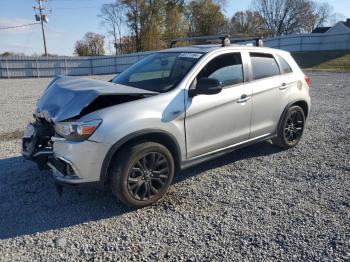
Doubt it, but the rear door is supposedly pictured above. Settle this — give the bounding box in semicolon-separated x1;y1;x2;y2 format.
247;51;291;138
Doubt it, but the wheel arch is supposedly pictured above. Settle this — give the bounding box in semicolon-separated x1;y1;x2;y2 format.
276;99;309;135
100;129;182;182
291;100;309;118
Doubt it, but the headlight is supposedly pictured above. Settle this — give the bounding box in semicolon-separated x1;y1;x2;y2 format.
55;119;102;141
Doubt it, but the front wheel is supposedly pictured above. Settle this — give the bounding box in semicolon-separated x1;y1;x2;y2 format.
272;105;305;149
110;142;175;207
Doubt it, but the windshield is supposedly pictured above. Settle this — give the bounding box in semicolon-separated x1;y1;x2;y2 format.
112;52;203;93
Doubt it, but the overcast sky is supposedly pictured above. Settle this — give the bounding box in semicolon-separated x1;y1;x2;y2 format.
0;0;349;56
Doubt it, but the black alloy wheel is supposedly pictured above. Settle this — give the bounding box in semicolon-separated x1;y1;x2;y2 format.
272;105;306;149
127;152;171;201
284;110;304;145
111;142;175;207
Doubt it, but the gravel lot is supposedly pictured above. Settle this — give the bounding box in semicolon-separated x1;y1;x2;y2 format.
0;72;349;261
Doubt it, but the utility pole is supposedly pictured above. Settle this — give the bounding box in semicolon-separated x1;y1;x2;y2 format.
34;0;49;56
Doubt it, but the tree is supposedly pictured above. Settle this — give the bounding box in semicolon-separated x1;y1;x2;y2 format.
230;11;266;36
328;13;346;27
1;51;25;57
186;0;226;36
164;0;187;41
121;0;142;52
99;1;126;55
253;0;315;36
1;52;15;56
74;32;105;56
139;0;167;51
74;41;89;56
121;0;170;52
304;2;333;32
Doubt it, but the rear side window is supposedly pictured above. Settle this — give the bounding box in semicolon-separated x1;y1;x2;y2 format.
276;55;293;74
197;53;244;87
250;53;280;80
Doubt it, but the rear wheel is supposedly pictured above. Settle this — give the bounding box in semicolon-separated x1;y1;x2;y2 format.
272;105;305;149
110;142;175;207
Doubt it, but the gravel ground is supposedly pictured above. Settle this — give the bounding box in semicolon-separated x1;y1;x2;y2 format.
0;72;349;261
0;75;113;136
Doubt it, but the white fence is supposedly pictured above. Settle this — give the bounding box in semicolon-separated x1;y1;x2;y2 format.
264;32;350;52
1;32;349;78
0;52;151;78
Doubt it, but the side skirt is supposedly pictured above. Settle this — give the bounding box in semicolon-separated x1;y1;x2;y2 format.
180;133;276;170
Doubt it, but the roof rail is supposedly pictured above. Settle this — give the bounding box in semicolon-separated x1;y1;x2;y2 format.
170;35;263;48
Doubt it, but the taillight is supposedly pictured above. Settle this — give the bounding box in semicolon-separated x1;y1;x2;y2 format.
304;75;311;87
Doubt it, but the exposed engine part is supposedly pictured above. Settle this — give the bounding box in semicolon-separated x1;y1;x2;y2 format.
78;94;147;118
22;117;55;170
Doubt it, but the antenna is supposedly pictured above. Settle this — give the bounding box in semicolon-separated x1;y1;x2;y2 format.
34;0;49;56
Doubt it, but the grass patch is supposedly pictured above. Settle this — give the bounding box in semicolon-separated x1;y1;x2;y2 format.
292;50;350;70
0;130;23;141
313;53;350;71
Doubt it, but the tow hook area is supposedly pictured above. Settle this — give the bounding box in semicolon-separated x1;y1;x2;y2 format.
47;157;79;178
49;157;82;196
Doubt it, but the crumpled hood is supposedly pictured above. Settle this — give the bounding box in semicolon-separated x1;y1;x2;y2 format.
35;76;157;122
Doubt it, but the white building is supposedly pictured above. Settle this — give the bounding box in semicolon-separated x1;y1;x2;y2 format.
312;19;350;34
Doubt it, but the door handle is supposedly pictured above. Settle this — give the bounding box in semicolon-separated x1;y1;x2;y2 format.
237;94;250;103
279;83;288;90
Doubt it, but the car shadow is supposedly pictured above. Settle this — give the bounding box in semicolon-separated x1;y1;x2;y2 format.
174;141;284;184
0;141;283;239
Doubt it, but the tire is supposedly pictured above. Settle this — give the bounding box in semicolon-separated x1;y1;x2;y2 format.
110;142;175;207
272;105;306;149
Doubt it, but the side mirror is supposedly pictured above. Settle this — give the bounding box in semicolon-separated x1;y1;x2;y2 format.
189;78;222;97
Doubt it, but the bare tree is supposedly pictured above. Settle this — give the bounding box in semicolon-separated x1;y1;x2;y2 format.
253;0;316;36
74;32;105;56
328;12;346;27
302;2;333;32
313;2;333;28
99;1;126;55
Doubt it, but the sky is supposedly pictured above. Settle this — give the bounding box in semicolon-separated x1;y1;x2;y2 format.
0;0;349;56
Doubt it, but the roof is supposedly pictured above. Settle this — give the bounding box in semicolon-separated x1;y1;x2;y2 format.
311;27;331;34
341;19;350;29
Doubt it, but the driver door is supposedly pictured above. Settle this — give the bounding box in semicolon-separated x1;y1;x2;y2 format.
185;52;253;158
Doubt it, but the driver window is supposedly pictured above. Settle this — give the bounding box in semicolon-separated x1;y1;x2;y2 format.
197;53;244;87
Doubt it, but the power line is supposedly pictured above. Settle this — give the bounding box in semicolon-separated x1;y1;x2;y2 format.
51;6;99;10
0;22;40;30
50;0;94;1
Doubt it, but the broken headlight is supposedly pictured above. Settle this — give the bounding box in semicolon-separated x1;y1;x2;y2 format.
55;119;102;141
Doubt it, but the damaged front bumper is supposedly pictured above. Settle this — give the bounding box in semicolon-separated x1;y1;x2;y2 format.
22;121;54;170
22;119;109;185
48;137;109;184
46;155;83;184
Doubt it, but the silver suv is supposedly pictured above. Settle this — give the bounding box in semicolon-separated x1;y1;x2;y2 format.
22;43;311;207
